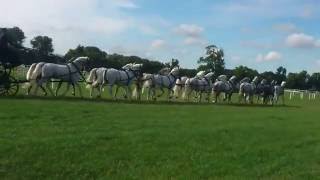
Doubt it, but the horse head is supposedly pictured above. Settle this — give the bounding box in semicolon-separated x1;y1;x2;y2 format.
217;74;227;82
131;63;143;71
252;76;259;84
261;79;267;85
170;67;180;76
122;63;133;70
73;56;89;71
159;67;171;75
229;75;237;83
281;81;286;87
205;72;215;79
196;71;206;79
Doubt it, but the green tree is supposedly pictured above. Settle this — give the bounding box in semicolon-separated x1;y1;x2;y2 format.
275;66;287;83
233;65;259;80
30;36;54;56
6;26;25;47
308;73;320;90
197;45;225;75
165;58;179;68
0;27;26;66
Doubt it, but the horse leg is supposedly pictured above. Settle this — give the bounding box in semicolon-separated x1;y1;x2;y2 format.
127;86;132;100
60;83;70;97
198;92;202;102
158;88;164;98
152;88;157;101
206;92;210;102
114;86;121;99
97;84;103;98
76;83;83;98
27;84;32;95
55;81;63;96
45;81;54;96
70;83;76;96
213;92;219;103
108;85;115;99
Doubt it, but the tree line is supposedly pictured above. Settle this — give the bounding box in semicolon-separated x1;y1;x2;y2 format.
1;26;320;91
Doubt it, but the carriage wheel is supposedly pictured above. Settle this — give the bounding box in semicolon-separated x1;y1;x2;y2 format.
0;76;19;96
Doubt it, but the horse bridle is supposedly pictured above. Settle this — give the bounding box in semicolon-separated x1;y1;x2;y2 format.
70;61;86;81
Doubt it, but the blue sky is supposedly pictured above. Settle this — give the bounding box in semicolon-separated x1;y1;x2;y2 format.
1;0;320;73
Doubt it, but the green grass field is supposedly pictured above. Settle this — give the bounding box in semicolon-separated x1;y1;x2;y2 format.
1;91;320;179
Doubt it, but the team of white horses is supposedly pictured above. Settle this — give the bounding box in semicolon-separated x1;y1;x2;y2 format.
24;56;286;105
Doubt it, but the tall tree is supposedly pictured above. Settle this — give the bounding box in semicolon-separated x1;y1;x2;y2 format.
197;45;225;75
233;65;259;80
0;27;26;66
165;58;179;68
6;26;25;47
30;36;54;55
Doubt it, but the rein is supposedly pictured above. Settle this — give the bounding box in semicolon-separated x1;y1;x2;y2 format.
70;61;86;82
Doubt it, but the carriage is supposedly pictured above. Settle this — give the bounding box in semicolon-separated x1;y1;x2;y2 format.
0;27;21;96
0;63;20;96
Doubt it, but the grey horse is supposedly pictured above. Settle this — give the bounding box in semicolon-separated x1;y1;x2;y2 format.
273;81;286;105
183;72;215;102
239;76;259;104
212;75;237;103
32;57;89;97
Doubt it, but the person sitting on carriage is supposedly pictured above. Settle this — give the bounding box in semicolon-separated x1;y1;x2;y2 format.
0;28;22;68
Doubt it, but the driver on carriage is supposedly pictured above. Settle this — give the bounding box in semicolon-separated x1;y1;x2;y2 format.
0;28;21;67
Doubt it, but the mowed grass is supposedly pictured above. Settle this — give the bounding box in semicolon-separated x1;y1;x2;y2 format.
1;96;320;179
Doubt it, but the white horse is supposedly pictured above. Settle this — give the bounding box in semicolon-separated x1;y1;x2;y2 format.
212;75;237;103
239;76;259;104
173;71;206;100
32;57;89;97
273;81;286;105
173;76;189;100
24;62;59;95
86;63;137;98
139;67;171;100
145;67;180;101
183;72;215;102
24;62;45;95
96;63;143;99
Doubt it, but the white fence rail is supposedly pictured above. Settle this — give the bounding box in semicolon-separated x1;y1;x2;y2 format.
285;89;319;100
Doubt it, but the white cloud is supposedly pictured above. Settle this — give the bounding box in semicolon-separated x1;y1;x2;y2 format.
240;40;273;49
173;24;206;46
174;24;204;37
316;60;320;67
112;0;138;9
286;33;320;48
0;0;144;54
273;23;299;33
300;5;314;18
231;56;241;61
151;39;166;49
256;51;282;62
183;37;207;46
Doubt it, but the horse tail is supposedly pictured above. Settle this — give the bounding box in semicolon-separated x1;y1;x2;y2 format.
132;85;138;99
239;83;244;95
182;79;191;100
173;79;182;98
86;68;98;89
23;63;37;89
31;63;45;80
141;74;153;94
87;68;98;83
26;63;37;80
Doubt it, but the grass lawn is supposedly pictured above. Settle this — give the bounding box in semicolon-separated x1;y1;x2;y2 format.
0;96;320;179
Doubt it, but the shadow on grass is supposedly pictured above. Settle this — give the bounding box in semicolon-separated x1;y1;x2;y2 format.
0;95;301;108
